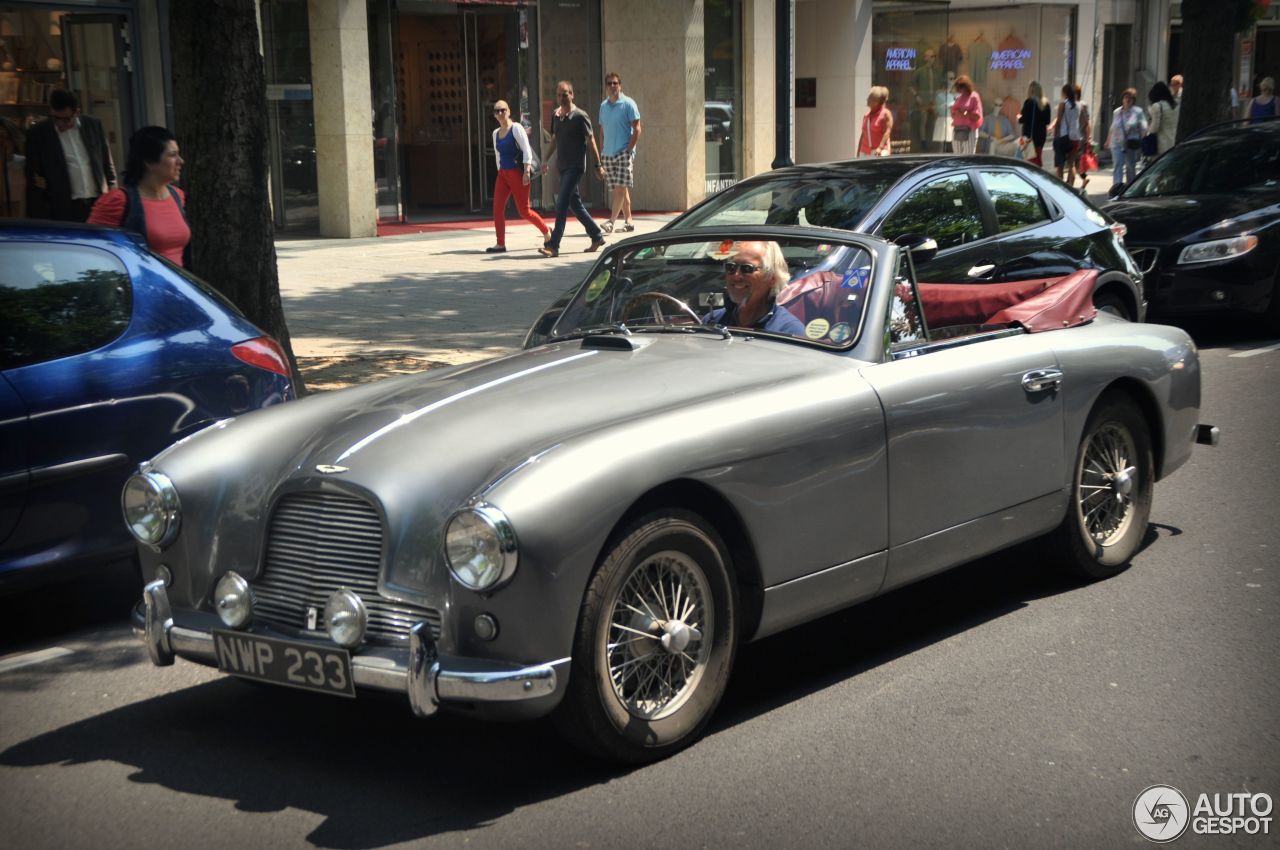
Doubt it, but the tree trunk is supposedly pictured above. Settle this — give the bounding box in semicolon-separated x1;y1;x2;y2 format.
169;0;306;393
1176;0;1252;142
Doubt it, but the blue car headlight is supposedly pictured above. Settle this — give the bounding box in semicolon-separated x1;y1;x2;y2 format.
1177;234;1258;265
122;471;181;549
444;503;518;591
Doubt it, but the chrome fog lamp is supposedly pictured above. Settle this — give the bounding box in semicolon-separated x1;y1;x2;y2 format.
324;589;368;648
444;503;518;591
122;471;181;549
214;571;253;629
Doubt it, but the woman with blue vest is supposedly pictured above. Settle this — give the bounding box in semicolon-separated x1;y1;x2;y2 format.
89;126;190;267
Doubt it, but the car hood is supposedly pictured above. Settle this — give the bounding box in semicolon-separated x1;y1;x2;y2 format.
156;333;851;510
1104;193;1280;244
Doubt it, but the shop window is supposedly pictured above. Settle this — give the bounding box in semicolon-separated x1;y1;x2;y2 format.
980;171;1049;232
880;174;984;251
705;0;741;195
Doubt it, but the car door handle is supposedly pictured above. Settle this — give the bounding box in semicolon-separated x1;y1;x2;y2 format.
1022;368;1063;393
967;263;997;278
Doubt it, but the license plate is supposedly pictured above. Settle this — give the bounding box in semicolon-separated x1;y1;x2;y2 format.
213;630;355;698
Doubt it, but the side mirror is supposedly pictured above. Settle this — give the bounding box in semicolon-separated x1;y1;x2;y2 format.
893;233;939;266
1108;183;1125;199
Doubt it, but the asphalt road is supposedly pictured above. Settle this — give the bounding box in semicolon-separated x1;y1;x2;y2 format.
0;319;1277;850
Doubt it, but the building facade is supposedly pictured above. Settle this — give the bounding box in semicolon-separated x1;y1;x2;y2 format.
8;1;1251;239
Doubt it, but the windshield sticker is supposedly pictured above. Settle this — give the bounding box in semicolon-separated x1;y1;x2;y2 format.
815;243;832;255
829;322;852;344
804;318;831;340
712;239;736;259
585;269;611;302
841;268;870;288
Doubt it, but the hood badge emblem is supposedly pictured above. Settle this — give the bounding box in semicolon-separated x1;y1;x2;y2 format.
316;464;349;474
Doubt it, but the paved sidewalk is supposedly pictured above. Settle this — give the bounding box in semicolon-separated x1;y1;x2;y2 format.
277;169;1117;390
277;214;675;389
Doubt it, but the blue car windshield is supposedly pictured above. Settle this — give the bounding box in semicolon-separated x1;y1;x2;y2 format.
1124;128;1280;197
550;235;875;349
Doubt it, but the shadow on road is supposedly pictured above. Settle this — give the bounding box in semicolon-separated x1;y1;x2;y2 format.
0;538;1114;848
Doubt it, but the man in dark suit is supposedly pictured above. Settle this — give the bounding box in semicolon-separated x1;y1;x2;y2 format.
24;89;115;221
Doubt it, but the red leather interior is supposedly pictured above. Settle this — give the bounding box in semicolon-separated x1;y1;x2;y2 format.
918;270;1099;333
985;269;1098;332
778;271;865;330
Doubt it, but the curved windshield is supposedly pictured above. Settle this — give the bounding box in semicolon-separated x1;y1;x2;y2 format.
671;167;908;230
1124;128;1280;198
549;235;875;349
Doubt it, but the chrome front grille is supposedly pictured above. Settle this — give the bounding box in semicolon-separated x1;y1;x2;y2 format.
252;490;441;642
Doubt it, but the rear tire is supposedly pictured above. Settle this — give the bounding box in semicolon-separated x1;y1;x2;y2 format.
1094;291;1131;320
554;510;737;763
1046;393;1153;580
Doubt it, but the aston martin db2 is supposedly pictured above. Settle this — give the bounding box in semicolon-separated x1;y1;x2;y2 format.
128;227;1214;762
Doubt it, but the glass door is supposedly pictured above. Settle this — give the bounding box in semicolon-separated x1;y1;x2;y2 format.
60;13;133;176
463;6;535;212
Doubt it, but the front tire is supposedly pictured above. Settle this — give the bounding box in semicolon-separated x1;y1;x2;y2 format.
555;511;737;763
1047;393;1153;580
1094;290;1132;320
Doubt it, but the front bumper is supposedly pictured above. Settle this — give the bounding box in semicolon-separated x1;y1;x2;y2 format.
134;580;563;717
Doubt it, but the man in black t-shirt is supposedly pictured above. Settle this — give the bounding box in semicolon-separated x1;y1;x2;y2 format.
539;80;606;257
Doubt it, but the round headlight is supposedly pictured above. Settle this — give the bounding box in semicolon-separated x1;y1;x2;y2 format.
444;503;518;591
324;588;367;648
214;571;253;629
122;471;181;548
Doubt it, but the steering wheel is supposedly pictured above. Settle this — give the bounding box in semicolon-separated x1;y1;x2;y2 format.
619;292;702;326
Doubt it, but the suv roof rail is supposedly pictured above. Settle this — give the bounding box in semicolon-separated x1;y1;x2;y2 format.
1183;114;1280;142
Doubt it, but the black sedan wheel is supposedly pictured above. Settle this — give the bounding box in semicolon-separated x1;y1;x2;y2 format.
555;511;737;763
1048;393;1153;580
1094;291;1132;320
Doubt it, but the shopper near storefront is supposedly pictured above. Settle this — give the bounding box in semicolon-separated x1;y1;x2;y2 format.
24;89;115;222
1247;77;1277;122
949;75;982;155
1050;83;1083;188
88;126;191;268
1018;81;1051;166
1104;88;1148;185
539;80;606;258
597;71;641;235
857;86;893;157
908;49;944;153
485;99;548;254
1145;81;1179;159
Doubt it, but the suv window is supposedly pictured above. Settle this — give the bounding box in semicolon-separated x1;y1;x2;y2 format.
880;174;985;251
980;171;1050;232
0;242;133;369
675;171;900;230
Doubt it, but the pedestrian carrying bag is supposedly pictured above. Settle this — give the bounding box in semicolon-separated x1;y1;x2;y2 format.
1079;144;1098;174
1141;134;1158;156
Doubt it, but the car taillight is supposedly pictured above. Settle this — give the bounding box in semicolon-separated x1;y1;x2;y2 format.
231;336;290;378
1110;222;1127;242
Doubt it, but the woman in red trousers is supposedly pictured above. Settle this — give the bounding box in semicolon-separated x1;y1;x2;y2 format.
487;100;549;253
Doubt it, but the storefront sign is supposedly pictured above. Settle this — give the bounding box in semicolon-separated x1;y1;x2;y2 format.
885;48;916;71
990;49;1032;70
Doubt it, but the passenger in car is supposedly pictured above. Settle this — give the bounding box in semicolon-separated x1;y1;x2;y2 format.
703;240;805;336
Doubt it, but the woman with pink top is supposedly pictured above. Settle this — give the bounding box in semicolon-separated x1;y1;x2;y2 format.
949;75;983;155
857;86;893;157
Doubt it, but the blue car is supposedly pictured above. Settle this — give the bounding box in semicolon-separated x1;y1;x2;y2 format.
1;221;295;591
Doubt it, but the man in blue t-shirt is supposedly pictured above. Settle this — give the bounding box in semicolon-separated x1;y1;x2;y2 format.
597;72;642;234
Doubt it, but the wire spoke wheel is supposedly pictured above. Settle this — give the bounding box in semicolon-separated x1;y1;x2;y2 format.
1078;422;1138;546
604;551;712;720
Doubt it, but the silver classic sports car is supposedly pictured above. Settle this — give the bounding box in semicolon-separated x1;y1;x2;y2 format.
127;227;1216;763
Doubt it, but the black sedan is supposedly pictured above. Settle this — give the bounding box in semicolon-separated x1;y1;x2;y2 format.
1104;118;1280;330
667;155;1145;320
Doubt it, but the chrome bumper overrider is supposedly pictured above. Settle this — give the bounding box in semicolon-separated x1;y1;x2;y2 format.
134;580;562;717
